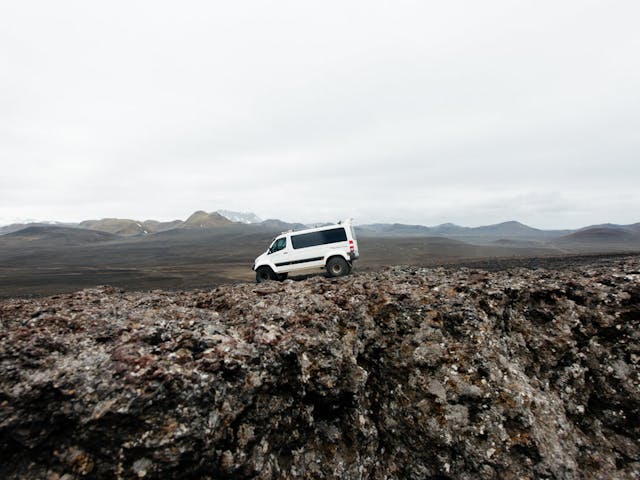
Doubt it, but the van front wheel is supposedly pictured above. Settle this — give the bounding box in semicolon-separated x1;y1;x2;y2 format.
256;266;275;283
326;257;350;277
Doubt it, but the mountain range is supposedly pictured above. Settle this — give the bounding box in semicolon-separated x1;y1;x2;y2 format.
0;210;314;237
1;211;639;248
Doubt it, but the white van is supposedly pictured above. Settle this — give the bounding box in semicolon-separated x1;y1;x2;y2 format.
253;219;360;282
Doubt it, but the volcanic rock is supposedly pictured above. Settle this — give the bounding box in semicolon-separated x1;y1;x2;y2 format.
1;257;639;479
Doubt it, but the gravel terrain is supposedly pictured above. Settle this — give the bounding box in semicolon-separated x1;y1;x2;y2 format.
1;256;639;479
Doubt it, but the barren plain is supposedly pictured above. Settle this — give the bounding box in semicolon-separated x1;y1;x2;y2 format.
1;224;639;298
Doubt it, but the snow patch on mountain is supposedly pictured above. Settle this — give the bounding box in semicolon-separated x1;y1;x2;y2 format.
216;209;262;224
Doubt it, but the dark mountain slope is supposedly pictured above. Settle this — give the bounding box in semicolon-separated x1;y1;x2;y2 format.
1;225;119;247
555;227;640;251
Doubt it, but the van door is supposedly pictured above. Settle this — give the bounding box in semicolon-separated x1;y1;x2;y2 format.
267;236;289;271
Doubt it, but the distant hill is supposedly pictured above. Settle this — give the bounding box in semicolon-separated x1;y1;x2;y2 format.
430;223;468;235
259;219;308;231
357;223;433;235
552;227;640;252
558;227;640;244
576;223;640;234
1;225;118;246
79;218;150;236
182;211;235;229
0;221;78;235
470;221;541;236
357;220;573;242
140;219;184;233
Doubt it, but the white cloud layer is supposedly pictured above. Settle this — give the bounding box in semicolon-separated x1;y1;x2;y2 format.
1;1;639;228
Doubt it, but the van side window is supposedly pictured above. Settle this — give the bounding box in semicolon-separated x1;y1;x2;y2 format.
269;237;287;253
291;227;347;249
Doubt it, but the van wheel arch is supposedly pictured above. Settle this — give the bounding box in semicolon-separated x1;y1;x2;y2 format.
256;266;276;283
326;256;351;277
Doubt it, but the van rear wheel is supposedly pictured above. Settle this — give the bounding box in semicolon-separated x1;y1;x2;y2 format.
256;266;275;283
326;257;350;277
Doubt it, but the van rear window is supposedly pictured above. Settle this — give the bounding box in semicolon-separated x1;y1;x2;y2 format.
291;227;347;249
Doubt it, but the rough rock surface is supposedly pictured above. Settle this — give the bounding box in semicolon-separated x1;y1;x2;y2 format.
1;257;639;479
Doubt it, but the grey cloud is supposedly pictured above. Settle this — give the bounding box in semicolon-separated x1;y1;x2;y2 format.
1;1;639;228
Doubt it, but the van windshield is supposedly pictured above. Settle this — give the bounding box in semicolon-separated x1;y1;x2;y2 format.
269;237;287;253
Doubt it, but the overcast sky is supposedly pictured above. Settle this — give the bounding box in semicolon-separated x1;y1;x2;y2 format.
1;1;639;229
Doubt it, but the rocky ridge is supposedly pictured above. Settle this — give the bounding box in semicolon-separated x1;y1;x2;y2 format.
1;258;639;479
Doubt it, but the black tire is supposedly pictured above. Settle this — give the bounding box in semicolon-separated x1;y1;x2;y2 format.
276;273;288;281
256;266;275;283
326;256;350;277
